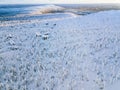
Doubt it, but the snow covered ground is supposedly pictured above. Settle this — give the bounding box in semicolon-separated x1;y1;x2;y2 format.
105;80;120;90
0;9;120;90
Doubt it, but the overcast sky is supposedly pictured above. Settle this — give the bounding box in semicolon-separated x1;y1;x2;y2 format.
0;0;120;4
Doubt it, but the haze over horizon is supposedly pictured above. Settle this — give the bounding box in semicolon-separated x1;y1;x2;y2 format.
0;0;120;4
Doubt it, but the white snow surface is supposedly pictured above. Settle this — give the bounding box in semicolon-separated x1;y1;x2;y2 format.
0;10;120;90
105;80;120;90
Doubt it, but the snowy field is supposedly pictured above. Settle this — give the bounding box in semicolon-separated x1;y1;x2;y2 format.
0;5;120;90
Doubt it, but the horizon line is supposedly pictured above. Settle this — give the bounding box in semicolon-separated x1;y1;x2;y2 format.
0;3;120;5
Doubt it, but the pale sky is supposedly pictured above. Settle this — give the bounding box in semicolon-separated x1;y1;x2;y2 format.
0;0;120;4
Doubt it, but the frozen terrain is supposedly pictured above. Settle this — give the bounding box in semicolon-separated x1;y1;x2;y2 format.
0;4;120;90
